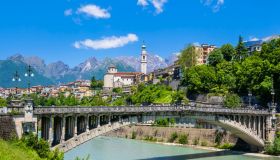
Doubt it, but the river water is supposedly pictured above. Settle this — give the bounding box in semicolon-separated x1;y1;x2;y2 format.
64;136;278;160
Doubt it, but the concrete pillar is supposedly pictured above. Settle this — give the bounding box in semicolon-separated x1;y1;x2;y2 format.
48;115;53;145
253;116;256;131
108;114;112;125
74;115;77;137
258;116;261;136
238;115;241;123
86;114;89;132
61;116;65;143
97;115;100;127
262;116;266;140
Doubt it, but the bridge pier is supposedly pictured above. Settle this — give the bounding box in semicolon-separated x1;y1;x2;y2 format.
41;116;50;140
48;115;53;145
53;116;62;146
65;116;74;140
61;116;65;143
86;114;89;133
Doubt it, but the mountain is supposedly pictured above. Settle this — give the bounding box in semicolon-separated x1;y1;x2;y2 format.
0;60;54;88
1;53;177;87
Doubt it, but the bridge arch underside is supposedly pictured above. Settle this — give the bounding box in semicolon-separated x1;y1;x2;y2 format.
38;112;271;152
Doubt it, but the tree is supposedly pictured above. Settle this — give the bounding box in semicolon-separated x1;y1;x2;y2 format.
223;94;241;108
178;45;199;68
90;76;103;90
0;98;7;107
220;44;235;61
235;36;248;61
208;49;224;66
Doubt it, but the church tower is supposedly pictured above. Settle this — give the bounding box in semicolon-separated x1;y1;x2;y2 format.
141;43;147;74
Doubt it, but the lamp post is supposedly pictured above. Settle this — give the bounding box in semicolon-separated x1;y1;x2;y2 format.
12;70;21;98
248;90;252;107
25;65;34;96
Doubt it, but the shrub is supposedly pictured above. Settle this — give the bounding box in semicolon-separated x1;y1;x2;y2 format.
218;143;234;149
144;136;157;142
223;94;241;108
20;133;64;160
178;134;188;144
168;132;178;143
131;131;137;139
265;136;280;155
193;138;200;145
201;140;208;146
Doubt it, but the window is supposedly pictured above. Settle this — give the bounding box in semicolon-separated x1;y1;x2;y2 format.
143;56;145;60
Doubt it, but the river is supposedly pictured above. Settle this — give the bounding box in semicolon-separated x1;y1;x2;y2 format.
64;136;278;160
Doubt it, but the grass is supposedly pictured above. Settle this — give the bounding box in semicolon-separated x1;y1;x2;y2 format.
0;139;42;160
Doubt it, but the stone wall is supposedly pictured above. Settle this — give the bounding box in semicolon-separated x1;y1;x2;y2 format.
105;125;237;146
0;115;17;140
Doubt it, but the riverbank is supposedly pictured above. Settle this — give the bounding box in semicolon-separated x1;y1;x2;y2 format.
104;125;280;159
104;125;237;147
152;140;279;159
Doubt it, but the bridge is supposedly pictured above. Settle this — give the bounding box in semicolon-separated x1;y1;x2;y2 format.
0;99;277;152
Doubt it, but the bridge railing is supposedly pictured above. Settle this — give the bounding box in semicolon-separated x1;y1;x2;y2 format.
33;104;271;115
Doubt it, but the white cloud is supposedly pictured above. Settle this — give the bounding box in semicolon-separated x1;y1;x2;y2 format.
77;4;111;19
249;36;259;41
137;0;149;6
64;9;73;16
73;34;138;50
202;0;224;12
137;0;167;14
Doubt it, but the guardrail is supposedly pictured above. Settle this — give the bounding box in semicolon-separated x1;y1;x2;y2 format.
34;105;271;115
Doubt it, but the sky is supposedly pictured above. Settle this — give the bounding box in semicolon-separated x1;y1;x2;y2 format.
0;0;279;67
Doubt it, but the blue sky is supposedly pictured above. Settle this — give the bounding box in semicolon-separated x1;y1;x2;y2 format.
0;0;279;67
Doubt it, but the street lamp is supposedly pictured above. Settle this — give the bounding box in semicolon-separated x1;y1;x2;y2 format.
248;90;252;107
12;70;21;97
25;65;34;95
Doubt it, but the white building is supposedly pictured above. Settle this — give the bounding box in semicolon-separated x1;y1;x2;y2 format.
103;44;148;91
141;44;147;74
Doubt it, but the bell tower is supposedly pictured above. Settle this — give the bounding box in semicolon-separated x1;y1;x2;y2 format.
141;43;147;74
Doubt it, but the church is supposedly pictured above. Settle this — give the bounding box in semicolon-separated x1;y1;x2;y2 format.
103;44;148;91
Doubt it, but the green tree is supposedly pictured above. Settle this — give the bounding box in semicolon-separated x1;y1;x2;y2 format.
0;97;7;107
220;44;235;61
90;76;103;90
223;94;241;108
178;45;198;68
235;36;248;61
208;49;224;66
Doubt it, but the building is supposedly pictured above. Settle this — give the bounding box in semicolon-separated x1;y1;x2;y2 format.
103;65;143;91
141;44;147;74
195;44;216;65
103;45;147;91
244;40;263;54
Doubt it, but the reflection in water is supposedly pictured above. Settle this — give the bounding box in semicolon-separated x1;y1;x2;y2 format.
64;137;276;160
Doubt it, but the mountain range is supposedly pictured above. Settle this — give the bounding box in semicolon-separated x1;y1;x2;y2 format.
0;53;178;88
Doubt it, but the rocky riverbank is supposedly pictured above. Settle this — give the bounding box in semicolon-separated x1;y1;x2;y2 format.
104;125;237;147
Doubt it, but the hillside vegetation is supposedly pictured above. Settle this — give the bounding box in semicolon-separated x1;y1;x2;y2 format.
0;139;41;160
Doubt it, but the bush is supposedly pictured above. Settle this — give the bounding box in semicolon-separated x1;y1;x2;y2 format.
193;138;200;145
131;131;137;139
168;132;178;143
265;136;280;155
224;94;241;108
20;133;64;160
178;134;188;144
201;140;208;146
143;136;157;142
217;143;234;149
